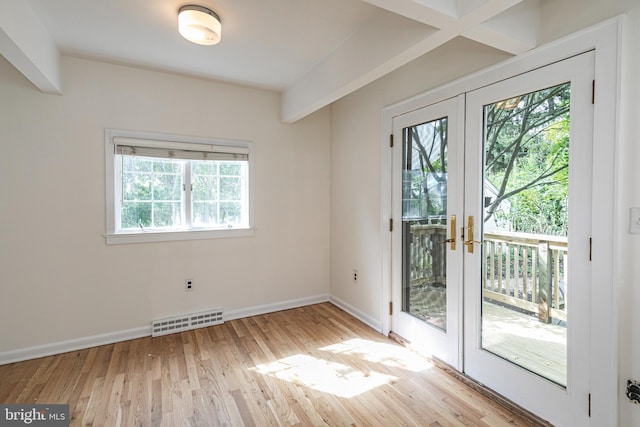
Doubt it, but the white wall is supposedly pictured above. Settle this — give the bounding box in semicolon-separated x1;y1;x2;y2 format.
329;37;511;325
0;56;331;355
330;1;640;424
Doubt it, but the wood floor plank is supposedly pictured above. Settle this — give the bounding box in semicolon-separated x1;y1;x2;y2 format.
0;303;541;426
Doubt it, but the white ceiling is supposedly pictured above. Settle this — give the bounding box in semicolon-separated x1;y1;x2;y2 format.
2;0;540;123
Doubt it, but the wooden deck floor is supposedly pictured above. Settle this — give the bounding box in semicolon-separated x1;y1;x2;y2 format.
483;302;567;386
0;303;540;426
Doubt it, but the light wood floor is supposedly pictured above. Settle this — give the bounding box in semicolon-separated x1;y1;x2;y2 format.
0;303;536;426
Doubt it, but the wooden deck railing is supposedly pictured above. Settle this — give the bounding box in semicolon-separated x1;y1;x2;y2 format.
406;223;447;288
407;224;567;323
483;230;567;322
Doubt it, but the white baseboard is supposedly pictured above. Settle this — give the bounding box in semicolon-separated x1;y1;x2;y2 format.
0;326;150;366
226;294;330;321
329;295;382;332
0;294;331;365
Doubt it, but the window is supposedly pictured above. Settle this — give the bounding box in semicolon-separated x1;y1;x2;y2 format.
105;130;253;244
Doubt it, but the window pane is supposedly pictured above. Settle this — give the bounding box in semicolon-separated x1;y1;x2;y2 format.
192;173;218;200
153;202;182;227
220;202;242;224
153;160;181;173
481;82;570;386
123;156;152;172
220;177;241;200
220;162;241;175
123;172;152;201
120;157;183;229
122;202;152;228
193;202;218;226
153;173;182;201
191;160;247;227
402;117;448;332
193;162;217;175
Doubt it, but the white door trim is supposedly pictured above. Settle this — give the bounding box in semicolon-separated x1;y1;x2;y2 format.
381;17;620;426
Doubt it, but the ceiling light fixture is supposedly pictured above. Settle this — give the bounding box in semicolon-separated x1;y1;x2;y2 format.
178;5;222;45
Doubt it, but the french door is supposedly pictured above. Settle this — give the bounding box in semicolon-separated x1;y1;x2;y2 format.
463;52;594;426
391;96;464;369
391;52;594;425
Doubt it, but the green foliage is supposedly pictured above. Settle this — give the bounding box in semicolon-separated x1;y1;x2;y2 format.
403;117;448;219
120;158;183;229
402;84;570;236
119;157;246;229
485;83;570;236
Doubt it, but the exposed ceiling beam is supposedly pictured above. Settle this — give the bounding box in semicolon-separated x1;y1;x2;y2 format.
465;0;539;55
0;0;61;94
281;11;436;124
281;0;538;123
364;0;538;54
460;0;539;53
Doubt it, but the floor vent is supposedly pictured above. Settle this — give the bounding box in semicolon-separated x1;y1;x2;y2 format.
151;308;224;337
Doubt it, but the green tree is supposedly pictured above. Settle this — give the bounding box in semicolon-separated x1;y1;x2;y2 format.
404;118;448;218
484;83;570;236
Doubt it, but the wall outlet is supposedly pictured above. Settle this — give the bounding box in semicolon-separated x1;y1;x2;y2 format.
353;269;358;283
627;379;640;405
185;279;194;291
630;207;640;234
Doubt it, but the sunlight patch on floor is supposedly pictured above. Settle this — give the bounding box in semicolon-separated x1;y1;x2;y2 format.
319;338;431;373
251;353;397;398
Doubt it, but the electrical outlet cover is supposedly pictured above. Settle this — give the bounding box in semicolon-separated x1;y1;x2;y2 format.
629;207;640;234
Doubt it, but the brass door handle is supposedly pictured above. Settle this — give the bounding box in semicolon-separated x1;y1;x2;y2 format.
444;215;456;250
464;215;482;254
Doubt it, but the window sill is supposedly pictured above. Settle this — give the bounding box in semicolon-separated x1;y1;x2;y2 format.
105;227;254;245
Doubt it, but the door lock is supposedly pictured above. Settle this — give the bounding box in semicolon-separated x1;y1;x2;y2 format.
444;215;457;250
464;216;482;254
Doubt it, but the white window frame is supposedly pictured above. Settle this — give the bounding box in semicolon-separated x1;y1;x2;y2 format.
105;129;254;244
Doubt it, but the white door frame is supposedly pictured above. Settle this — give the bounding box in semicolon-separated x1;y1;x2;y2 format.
390;95;465;370
381;18;620;426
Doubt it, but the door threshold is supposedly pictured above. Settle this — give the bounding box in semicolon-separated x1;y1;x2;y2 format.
430;356;553;427
388;331;552;427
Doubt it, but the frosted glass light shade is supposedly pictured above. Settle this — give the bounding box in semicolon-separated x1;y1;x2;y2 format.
178;5;221;45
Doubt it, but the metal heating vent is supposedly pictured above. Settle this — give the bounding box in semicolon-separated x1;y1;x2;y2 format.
151;308;224;337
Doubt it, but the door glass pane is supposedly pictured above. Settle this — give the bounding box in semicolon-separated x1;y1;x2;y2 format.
481;83;570;386
402;117;448;331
